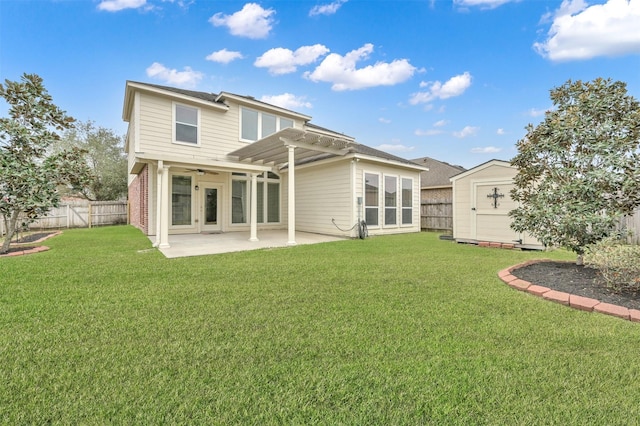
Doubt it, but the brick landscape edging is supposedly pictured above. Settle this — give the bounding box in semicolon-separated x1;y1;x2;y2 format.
499;259;640;323
0;231;61;258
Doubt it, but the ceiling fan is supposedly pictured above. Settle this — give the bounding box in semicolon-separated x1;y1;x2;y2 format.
184;168;219;176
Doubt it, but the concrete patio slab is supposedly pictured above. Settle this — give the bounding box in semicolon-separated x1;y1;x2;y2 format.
149;230;346;258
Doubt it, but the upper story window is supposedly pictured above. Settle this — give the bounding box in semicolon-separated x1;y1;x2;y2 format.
240;107;294;142
174;104;199;145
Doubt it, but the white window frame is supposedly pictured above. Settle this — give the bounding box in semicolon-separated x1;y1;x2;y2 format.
170;174;195;229
383;174;399;228
363;171;381;229
232;172;281;226
239;106;295;143
231;175;249;225
401;177;413;226
257;172;281;224
172;102;201;146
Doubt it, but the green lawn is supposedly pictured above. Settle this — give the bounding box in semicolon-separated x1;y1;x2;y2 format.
1;226;639;424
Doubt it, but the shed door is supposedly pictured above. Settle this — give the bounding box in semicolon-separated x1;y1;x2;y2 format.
472;182;520;243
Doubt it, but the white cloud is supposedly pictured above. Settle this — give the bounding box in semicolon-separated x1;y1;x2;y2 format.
433;119;449;127
376;144;415;153
97;0;146;11
409;72;472;105
452;125;479;138
379;117;391;124
471;146;502;154
146;62;203;88
304;43;416;91
535;0;640;61
527;107;547;117
415;129;444;136
205;49;244;64
255;45;329;75
209;3;275;39
260;93;312;110
454;0;517;9
309;0;347;16
497;128;506;135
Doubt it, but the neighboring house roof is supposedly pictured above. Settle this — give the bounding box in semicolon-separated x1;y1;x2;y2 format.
412;156;466;188
449;159;512;182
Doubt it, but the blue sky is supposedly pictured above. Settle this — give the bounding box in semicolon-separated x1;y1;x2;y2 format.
1;0;639;169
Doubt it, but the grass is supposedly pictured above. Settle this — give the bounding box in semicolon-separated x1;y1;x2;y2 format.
1;226;640;424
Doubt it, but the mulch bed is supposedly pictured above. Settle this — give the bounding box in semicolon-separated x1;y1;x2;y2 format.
1;231;60;257
512;261;640;311
13;232;57;244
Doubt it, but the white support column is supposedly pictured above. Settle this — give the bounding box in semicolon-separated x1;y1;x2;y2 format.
159;163;171;249
154;161;163;247
287;145;297;246
249;173;259;242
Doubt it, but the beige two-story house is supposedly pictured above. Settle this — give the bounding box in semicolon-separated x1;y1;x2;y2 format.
123;81;426;249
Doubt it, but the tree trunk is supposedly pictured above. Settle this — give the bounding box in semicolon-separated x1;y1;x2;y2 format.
0;211;20;254
576;254;584;266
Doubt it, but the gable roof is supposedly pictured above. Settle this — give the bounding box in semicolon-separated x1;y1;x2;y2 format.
123;80;425;171
216;91;312;121
449;159;513;182
412;156;466;188
128;81;222;103
123;81;311;122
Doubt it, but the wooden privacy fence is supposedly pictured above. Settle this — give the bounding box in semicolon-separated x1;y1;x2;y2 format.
619;208;640;245
421;201;453;233
0;201;127;235
419;202;639;243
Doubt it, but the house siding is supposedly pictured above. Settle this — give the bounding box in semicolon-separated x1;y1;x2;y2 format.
295;161;352;236
135;93;306;162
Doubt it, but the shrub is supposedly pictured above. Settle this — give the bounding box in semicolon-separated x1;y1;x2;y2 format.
585;237;640;294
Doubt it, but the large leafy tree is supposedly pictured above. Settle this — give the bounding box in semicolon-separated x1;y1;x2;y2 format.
0;73;92;254
54;120;127;201
510;78;640;264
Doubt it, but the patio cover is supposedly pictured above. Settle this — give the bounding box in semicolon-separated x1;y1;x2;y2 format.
229;128;357;246
229;127;356;167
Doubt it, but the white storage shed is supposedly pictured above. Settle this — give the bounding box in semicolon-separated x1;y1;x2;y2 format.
450;160;543;249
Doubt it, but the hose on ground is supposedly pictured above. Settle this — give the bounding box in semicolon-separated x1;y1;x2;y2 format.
331;218;368;239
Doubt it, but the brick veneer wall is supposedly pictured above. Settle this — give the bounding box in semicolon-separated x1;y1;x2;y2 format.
128;165;149;234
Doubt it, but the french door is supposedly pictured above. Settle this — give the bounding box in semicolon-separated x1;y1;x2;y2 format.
200;185;221;232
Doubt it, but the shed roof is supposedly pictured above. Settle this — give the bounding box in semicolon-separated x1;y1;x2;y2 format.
449;159;512;182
